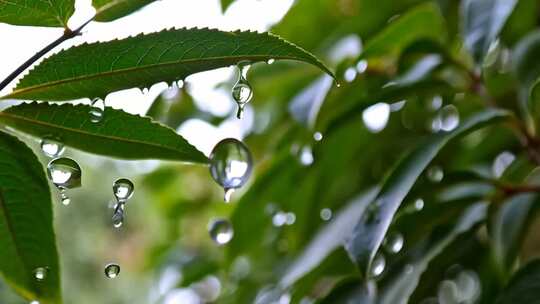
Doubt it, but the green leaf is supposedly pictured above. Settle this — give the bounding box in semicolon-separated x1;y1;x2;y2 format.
0;102;208;163
0;0;74;27
0;131;61;303
461;0;518;63
4;28;335;101
496;259;540;303
491;169;540;277
93;0;158;22
361;3;446;59
344;109;510;277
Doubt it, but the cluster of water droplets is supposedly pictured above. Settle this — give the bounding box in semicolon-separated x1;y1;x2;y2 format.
111;178;135;228
89;98;106;123
420;265;481;304
47;157;82;205
232;61;254;119
368;232;405;279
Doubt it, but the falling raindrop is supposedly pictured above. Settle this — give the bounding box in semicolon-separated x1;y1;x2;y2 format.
104;263;121;278
47;158;82;205
320;208;332;221
209;138;253;202
40;136;65;158
492;151;515;178
89;98;105;123
208;218;234;245
113;178;134;203
33;267;48;281
370;253;386;278
384;232;404;254
232;61;253;119
426;166;444;183
313;132;323;142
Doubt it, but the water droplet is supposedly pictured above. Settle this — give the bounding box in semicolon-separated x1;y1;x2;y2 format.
89;98;105;123
362;103;390;133
142;87;149;94
492;151;515;178
113;178;134;202
299;146;314;166
313;132;323;142
177;80;185;88
40;136;65;158
209;138;253;201
285;212;296;225
267;59;275;65
430;95;443;111
272;211;287;227
47;158;81;204
370;253;386;278
384;232;404;254
208;218;234;245
320;208;332;221
232;62;253;119
112;203;125;228
426;166;444;183
356;60;368;73
224;188;235;203
344;67;357;82
438;280;460;304
414;198;425;211
104;263;120;278
33;267;48;281
433;105;459;132
455;270;481;301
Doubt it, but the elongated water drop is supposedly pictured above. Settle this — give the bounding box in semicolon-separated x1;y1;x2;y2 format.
232;62;253;119
370;253;386;278
208;218;234;245
384;232;404;254
40;136;64;158
89;98;105;123
33;267;48;281
105;263;120;278
47;158;82;205
209;138;253;202
113;178;134;203
112;203;125;228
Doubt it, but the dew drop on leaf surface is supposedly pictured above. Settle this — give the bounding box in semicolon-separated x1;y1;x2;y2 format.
370;253;386;278
89;98;105;123
33;267;48;281
40;136;65;158
209;138;253;202
208;218;234;245
383;232;404;254
426;166;444;183
105;263;120;278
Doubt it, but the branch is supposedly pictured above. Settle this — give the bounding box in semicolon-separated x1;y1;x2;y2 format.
0;18;94;92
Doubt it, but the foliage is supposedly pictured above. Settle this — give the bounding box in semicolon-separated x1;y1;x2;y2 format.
1;0;540;303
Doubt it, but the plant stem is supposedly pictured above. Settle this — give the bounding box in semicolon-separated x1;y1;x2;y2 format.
0;18;94;92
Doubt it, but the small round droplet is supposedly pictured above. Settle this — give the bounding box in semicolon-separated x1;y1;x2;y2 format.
299;146;314;166
370;253;386;278
426;166;444;183
208;218;234;245
104;263;120;278
414;198;425;211
344;67;357;82
40;136;65;158
313;132;323;142
113;178;134;202
433;105;459;132
285;212;296;225
33;267;48;281
356;60;368;73
267;59;275;65
209;138;253;201
272;211;287;227
89;98;105;123
384;232;404;254
320;208;332;221
47;158;82;189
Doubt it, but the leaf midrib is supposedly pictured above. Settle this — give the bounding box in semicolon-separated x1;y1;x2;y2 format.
0;112;204;159
7;54;309;98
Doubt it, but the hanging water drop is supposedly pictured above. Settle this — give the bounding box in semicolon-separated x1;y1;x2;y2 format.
89;98;105;123
232;62;253;119
209;138;253;202
104;263;121;278
384;232;404;254
47;158;82;205
370;253;386;278
224;188;235;203
208;218;234;245
112;203;125;228
40;136;65;158
426;166;444;183
33;267;48;281
113;178;134;203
